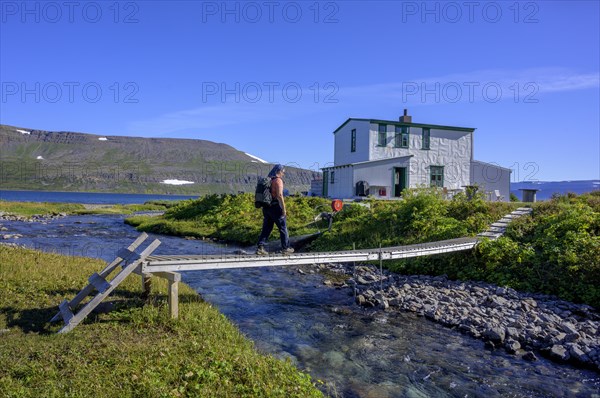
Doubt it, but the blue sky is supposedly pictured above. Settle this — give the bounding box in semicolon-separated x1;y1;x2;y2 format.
1;0;599;181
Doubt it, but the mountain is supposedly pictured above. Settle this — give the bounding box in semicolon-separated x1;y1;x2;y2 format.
0;124;320;195
511;180;600;201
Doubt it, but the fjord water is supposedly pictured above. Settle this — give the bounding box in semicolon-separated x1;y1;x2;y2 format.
0;190;197;204
2;212;598;397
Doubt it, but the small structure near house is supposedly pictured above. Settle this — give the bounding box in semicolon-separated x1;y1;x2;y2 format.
309;178;323;196
322;110;511;201
519;188;540;203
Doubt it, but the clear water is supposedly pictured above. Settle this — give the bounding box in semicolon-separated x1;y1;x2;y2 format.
511;180;599;201
2;214;599;397
0;189;197;204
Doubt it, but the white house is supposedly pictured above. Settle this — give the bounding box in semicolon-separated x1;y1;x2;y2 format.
322;111;511;201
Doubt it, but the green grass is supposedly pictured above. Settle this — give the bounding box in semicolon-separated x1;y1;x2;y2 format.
0;200;86;217
126;194;332;245
0;246;323;397
75;202;176;215
0;200;175;217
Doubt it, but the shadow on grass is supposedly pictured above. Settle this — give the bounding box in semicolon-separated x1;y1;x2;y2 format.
3;292;204;335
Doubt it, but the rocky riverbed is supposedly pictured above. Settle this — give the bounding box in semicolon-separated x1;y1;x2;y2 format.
0;213;69;239
308;262;600;373
0;212;68;222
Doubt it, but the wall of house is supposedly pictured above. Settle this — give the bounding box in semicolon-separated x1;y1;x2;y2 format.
366;123;472;190
323;166;354;198
354;157;412;199
333;120;370;166
470;160;512;201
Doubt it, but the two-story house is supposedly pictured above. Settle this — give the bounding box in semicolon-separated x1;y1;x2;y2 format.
322;110;511;201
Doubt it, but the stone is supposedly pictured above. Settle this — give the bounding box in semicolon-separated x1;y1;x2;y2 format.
356;295;366;306
388;297;401;307
489;296;509;308
505;339;521;354
484;325;506;343
364;300;376;308
505;327;520;338
550;344;570;361
523;351;538;361
560;322;578;335
564;332;580;343
378;299;389;310
569;345;588;363
521;298;538;309
484;341;496;350
551;332;567;345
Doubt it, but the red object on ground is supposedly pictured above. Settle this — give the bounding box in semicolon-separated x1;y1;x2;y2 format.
331;199;343;212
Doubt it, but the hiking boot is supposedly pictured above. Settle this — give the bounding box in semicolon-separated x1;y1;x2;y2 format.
256;246;268;255
281;247;294;255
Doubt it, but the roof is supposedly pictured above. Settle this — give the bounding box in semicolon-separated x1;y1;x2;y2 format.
471;159;513;173
322;155;414;170
332;118;476;135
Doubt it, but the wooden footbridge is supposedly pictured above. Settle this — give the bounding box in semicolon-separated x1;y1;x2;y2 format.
51;207;532;333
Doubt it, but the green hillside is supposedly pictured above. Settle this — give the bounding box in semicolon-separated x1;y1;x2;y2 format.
0;125;320;194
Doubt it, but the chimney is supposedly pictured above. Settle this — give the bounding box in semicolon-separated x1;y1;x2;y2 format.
399;109;412;123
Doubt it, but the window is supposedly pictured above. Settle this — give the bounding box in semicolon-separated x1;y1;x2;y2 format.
378;124;387;146
430;166;444;187
395;126;409;148
330;171;335;184
422;128;430;150
351;129;356;152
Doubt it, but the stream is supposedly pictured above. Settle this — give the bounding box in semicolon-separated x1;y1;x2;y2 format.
1;214;599;397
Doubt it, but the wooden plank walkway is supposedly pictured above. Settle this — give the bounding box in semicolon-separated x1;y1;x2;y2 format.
142;237;480;272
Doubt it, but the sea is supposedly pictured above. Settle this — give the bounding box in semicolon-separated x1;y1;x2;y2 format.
510;179;599;201
0;190;198;204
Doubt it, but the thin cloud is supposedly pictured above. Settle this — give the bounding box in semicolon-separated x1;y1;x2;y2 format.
340;68;599;105
128;68;598;135
127;93;339;136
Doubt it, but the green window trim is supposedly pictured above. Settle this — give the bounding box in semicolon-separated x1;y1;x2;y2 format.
422;128;431;150
351;129;356;152
430;165;444;187
395;126;409;148
378;124;387;147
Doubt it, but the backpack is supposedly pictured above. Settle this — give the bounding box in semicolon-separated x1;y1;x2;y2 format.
254;177;273;208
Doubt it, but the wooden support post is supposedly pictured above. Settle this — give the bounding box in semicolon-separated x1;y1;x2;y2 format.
168;280;179;319
143;271;181;319
142;274;152;298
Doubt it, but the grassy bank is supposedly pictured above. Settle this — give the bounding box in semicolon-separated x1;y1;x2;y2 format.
125;194;331;245
0;200;175;217
0;200;86;217
0;246;323;397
